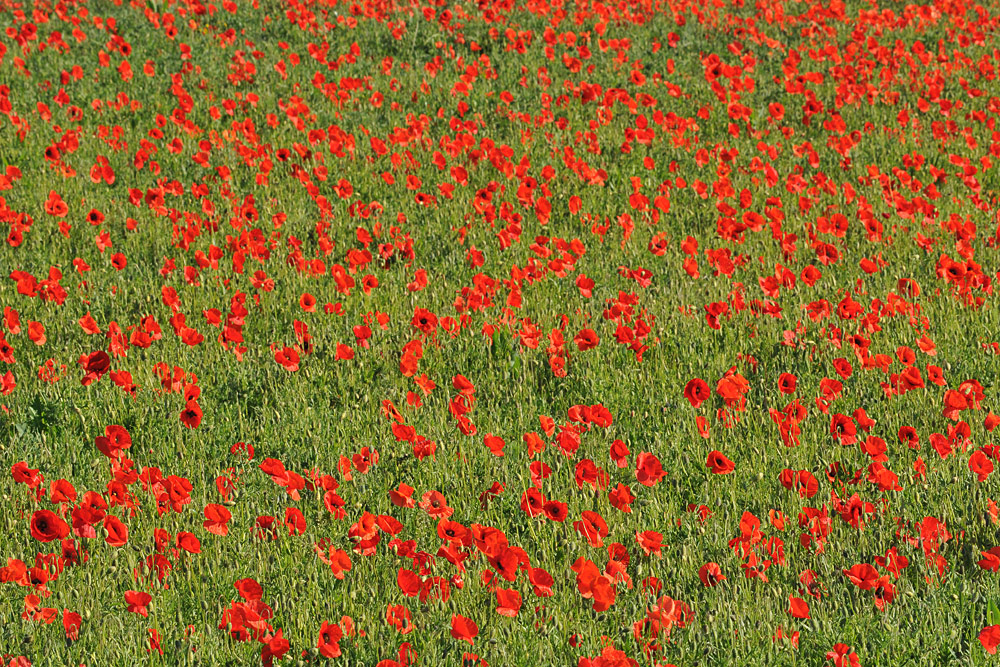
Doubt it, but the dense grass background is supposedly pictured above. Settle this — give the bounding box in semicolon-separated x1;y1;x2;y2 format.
3;0;1000;664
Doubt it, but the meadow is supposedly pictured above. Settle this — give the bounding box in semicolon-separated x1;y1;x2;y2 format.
2;0;1000;664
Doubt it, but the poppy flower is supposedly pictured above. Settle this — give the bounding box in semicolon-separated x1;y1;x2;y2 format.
103;515;129;547
450;614;478;645
234;578;263;601
515;487;543;519
419;490;453;519
873;576;895;611
788;595;810;619
523;432;546;456
486;547;520;583
898;425;920;449
263;630;290;663
706;450;735;474
699;562;725;587
384;605;413;636
437;519;467;544
825;643;861;667
44;190;68;217
635;452;666;486
27;320;45;345
777;373;797;394
574;511;609;548
49;479;77;503
388;483;416;508
495;588;522;617
981;625;1000;654
829;414;857;446
842;564;879;590
530;461;552;488
95;424;132;460
609;438;630;468
528;566;554;597
274;346;300;371
203;504;232;536
79;350;111;384
147;629;163;655
62;609;82;641
635;531;664;557
124;591;152;617
177;532;201;553
574;328;600;351
483;433;506;457
542;500;568;522
607;483;635;514
831;358;853;379
299;292;317;312
970;450;994;482
683;378;711;408
985;413;1000;433
30;510;69;543
180;400;203;429
979;548;1000;572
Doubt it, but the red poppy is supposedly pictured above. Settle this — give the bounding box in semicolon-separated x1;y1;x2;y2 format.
607;483;635;514
516;487;543;518
62;609;82;641
542;500;568;522
95;424;132;460
383;483;413;509
450;614;478;645
419;490;453;519
30;510;69;543
829;413;857;446
842;564;879;590
825;643;861;667
574;328;600;351
204;504;232;536
299;292;317;312
177;531;201;553
706;450;735;474
970;450;995;482
635;530;664;557
230;579;262;604
384;604;413;636
574;511;609;548
180;400;203;429
495;588;522;617
635;452;666;486
981;625;1000;654
104;515;129;547
49;479;77;504
788;595;810;619
274;346;300;371
263;629;290;663
699;562;725;587
483;433;506;457
147;628;163;656
777;372;797;394
683;378;711;408
317;542;350;577
124;591;152;617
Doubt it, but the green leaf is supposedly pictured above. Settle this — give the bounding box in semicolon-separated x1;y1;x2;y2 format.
988;601;1000;627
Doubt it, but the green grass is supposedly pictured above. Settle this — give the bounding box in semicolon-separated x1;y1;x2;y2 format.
2;0;1000;664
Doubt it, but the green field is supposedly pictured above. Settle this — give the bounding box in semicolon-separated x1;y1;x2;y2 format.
3;0;1000;664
